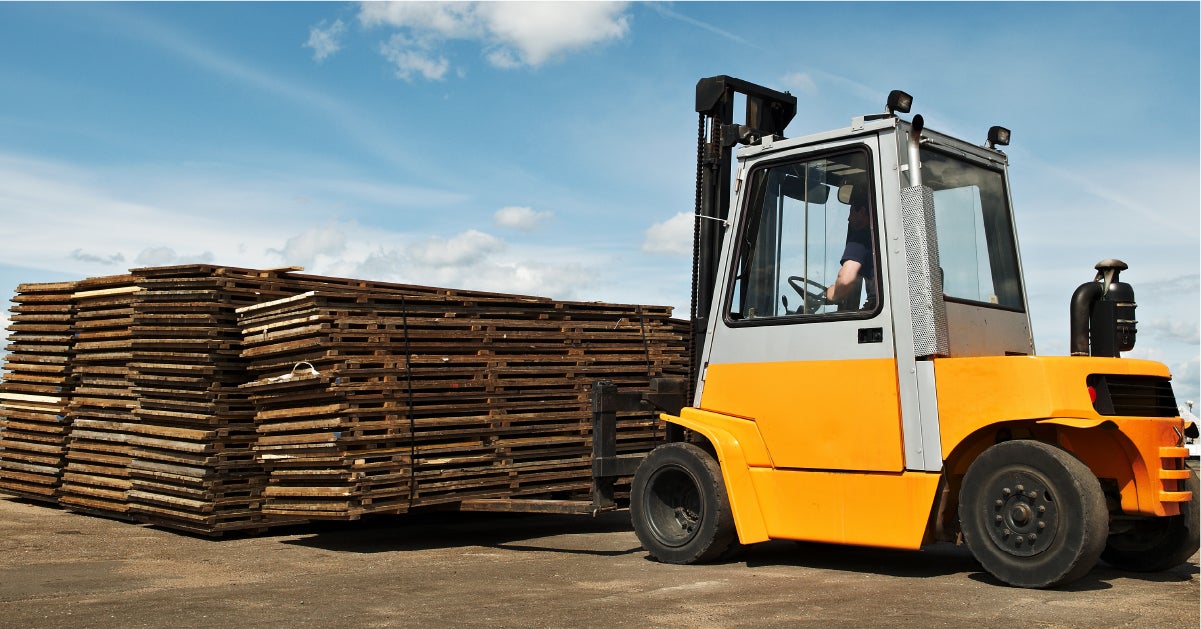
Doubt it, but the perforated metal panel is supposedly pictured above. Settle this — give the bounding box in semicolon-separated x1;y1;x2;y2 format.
900;185;948;357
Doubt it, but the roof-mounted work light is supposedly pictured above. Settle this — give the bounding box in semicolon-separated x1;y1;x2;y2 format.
987;125;1011;149
886;90;913;115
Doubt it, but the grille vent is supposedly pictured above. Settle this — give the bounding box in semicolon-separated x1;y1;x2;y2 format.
1088;374;1177;417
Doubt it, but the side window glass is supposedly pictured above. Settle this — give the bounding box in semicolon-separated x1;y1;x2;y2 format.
728;150;877;321
921;150;1024;310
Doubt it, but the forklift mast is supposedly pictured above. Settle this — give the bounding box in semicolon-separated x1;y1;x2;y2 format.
691;76;797;400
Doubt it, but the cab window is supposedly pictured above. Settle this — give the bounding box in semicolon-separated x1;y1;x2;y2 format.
727;150;878;322
921;149;1024;310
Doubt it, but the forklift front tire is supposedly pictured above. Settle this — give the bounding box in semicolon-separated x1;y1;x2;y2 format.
630;442;737;564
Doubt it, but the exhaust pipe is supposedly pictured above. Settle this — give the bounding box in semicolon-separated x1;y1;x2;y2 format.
1070;259;1137;357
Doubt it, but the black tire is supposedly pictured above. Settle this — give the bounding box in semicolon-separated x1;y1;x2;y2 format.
629;442;737;564
1101;467;1199;572
959;440;1108;588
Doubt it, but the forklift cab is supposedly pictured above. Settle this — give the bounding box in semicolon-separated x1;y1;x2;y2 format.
698;116;1033;474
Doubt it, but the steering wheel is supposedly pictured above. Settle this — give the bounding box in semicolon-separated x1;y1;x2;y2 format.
787;276;829;314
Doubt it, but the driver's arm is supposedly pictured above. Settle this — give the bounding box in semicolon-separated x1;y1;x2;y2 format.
826;259;862;303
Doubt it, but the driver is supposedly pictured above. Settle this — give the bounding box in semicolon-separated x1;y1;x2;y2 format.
825;194;877;311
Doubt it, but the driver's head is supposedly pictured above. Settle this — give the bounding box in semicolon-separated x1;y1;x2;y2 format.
848;203;870;230
846;183;871;229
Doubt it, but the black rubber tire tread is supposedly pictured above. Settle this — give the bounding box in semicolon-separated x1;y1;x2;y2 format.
1101;466;1200;572
959;440;1108;589
629;442;737;564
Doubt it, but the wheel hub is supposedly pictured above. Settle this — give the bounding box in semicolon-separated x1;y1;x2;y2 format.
645;465;704;547
986;475;1057;557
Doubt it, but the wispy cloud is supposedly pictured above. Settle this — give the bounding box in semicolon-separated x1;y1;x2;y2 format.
0;151;605;302
305;19;347;62
379;33;451;81
70;249;126;265
96;7;437;181
780;72;818;96
1143;318;1201;344
646;3;764;51
133;247;215;267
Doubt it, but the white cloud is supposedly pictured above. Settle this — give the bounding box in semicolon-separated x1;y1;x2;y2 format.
494;206;551;232
642;212;693;256
409;229;503;267
475;2;630;67
305;19;347;62
380;33;450;81
270;226;349;268
359;1;630;77
781;72;818;96
359;2;480;36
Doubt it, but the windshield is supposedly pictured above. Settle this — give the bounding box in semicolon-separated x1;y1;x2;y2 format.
920;149;1024;310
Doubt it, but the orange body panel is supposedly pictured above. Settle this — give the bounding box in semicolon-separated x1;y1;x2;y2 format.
933;356;1170;453
665;407;940;548
935;355;1187;517
699;359;903;471
748;468;941;548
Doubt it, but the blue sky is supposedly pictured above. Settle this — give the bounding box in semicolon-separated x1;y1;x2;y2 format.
1;2;1198;404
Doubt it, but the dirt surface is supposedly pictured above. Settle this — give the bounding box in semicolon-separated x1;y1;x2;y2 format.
0;497;1196;628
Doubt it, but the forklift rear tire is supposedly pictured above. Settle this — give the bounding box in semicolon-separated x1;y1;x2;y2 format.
630;442;737;564
1100;466;1199;572
959;440;1108;588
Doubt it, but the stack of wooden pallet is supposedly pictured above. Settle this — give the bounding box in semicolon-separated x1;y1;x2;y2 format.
58;274;142;517
0;264;689;533
238;289;688;519
0;281;77;501
123;265;298;534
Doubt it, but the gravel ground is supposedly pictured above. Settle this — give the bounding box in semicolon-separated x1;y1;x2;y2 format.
0;496;1196;628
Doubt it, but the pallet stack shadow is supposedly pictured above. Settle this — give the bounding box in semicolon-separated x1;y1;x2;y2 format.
238;290;689;519
0;281;77;501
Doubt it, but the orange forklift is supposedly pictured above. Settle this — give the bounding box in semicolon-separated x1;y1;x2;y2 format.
594;76;1197;589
